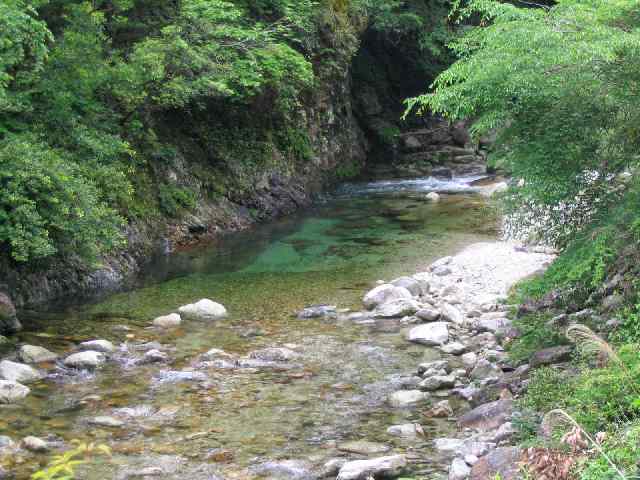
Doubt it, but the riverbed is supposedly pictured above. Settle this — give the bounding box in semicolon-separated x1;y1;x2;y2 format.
2;175;499;479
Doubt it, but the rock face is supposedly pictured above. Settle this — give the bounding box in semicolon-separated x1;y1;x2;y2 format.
64;351;106;369
363;284;412;310
0;292;21;335
406;322;449;346
0;380;30;403
178;299;228;321
0;360;43;384
470;447;522;480
153;313;182;328
337;455;407;480
458;399;513;432
19;345;58;363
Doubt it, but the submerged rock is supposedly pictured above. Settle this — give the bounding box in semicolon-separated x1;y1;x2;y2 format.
248;347;299;362
0;360;43;384
252;459;314;480
337;455;407;480
406;322;449;346
386;423;424;438
297;304;337;319
152;313;182;328
79;339;115;353
0;380;30;403
155;370;207;383
19;345;58;363
337;441;390;455
178;299;227;321
89;416;124;428
64;351;106;369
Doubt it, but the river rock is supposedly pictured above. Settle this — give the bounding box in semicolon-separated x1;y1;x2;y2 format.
434;438;495;458
476;315;511;334
458;399;513;432
529;345;572;367
155;370;207;383
470;447;521;480
363;284;412;310
64;351;106;369
19;345;58;363
0;292;21;335
426;192;440;202
153;313;182;328
201;348;236;362
491;421;517;443
416;307;440;322
391;276;426;296
252;460;313;480
0;436;14;452
178;299;228;321
470;359;502;381
373;299;419;318
427;399;454;418
22;436;49;452
139;349;169;364
297;304;337;319
441;304;464;325
337;455;407;480
319;458;347;478
407;322;449;346
248;347;299;362
440;342;467;355
449;457;471;480
89;416;124;428
0;360;43;384
461;352;478;369
338;441;390;455
0;380;30;403
389;390;429;408
386;423;424;438
418;360;449;376
79;339;115;353
420;374;456;391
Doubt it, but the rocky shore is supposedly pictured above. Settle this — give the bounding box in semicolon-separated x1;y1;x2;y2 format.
0;237;555;480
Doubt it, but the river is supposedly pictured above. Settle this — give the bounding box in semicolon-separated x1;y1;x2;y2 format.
3;175;498;479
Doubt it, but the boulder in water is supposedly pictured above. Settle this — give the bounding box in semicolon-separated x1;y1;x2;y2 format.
0;360;43;384
363;284;412;310
64;351;106;369
296;304;337;319
0;380;30;403
152;313;182;328
337;455;407;480
79;339;115;353
406;322;449;346
178;299;228;321
19;345;58;363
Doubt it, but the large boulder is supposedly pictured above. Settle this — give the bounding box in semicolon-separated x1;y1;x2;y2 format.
19;345;58;363
470;447;522;480
363;284;412;310
178;299;228;321
406;322;449;346
0;380;30;404
458;399;513;432
0;360;43;384
391;277;426;297
0;292;21;335
337;455;407;480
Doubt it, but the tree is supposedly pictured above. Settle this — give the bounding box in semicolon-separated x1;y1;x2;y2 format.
407;0;640;223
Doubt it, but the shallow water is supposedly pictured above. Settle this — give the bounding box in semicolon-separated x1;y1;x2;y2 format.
4;176;498;479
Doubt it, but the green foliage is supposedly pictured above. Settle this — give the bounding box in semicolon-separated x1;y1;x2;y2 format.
578;423;640;480
0;134;125;263
408;0;640;224
31;440;111;480
158;185;197;218
507;313;567;364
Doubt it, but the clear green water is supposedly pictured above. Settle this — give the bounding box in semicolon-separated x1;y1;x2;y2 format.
3;185;497;479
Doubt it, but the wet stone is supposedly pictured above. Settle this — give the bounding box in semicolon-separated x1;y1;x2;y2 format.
22;436;49;453
152;313;182;328
386;423;424;438
19;345;58;364
64;351;106;369
89;416;125;428
337;441;390;455
79;339;115;353
297;304;337;319
337;455;407;480
388;390;429;408
0;360;43;384
251;459;315;480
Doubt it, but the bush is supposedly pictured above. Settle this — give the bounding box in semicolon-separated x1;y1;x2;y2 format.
0;135;125;263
